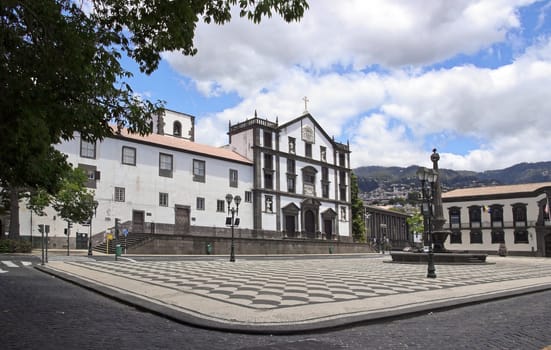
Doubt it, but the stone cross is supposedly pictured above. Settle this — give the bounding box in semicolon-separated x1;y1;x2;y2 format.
303;96;309;113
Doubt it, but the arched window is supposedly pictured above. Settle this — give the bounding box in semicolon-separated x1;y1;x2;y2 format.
173;121;182;137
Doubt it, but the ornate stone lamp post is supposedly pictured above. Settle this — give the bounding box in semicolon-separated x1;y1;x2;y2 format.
225;194;241;262
416;166;438;278
429;149;450;253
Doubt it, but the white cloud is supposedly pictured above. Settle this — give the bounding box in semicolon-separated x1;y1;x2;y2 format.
165;0;551;172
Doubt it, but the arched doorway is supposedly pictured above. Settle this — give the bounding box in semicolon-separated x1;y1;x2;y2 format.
282;203;299;238
301;198;320;238
304;210;315;234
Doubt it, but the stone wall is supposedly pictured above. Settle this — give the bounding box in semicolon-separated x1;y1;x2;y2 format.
129;234;372;255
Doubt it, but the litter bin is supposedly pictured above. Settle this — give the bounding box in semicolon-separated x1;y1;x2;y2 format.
206;243;212;255
116;244;122;257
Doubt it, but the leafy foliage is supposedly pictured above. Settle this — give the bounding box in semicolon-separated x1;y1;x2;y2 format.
351;172;366;242
0;239;32;253
1;0;308;237
51;168;96;224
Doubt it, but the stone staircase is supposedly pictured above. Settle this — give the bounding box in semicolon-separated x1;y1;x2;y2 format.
92;233;152;254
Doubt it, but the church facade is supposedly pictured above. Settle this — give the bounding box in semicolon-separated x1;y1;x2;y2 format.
12;109;352;250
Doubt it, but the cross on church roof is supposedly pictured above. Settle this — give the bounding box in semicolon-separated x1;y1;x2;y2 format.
302;96;309;113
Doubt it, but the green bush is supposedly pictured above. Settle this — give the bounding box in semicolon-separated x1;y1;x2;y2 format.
0;239;32;253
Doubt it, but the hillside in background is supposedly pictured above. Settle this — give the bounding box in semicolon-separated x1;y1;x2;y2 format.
354;161;551;202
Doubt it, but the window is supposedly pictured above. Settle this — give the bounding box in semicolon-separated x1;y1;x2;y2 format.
216;200;225;212
450;230;462;244
469;206;481;228
196;197;205;210
265;195;273;213
449;207;461;229
470;230;483;244
159;192;168;207
193;159;205;182
264;172;273;189
514;230;529;243
245;191;252;203
78;163;98;189
339;186;347;201
173;121;182;137
80;139;96;159
159;153;173;178
512;204;527;227
339;152;346;167
264;154;273;170
122;146;136;165
302;166;316;196
287;175;296;193
320;146;327;162
491;230;505;244
229;169;238;187
321;167;330;198
305;143;312;158
490;205;503;228
264;131;272;148
287;158;295;174
288;137;295;154
114;187;125;202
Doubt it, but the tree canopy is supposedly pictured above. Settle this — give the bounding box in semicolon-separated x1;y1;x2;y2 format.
0;0;309;237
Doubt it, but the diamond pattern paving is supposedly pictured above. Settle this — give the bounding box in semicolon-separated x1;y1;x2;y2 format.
66;257;551;310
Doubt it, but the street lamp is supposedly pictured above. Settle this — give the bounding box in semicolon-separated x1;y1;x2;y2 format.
225;194;241;262
87;200;99;257
416;167;438;279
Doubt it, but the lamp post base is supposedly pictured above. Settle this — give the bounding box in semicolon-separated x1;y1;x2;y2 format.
230;245;235;262
427;251;436;278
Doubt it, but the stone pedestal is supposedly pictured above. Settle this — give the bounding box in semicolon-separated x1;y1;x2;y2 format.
432;230;450;253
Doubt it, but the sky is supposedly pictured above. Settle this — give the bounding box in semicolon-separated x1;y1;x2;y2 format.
122;0;551;172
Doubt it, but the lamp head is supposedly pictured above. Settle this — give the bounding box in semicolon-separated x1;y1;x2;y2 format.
427;169;438;183
234;195;241;207
416;167;427;181
225;194;233;206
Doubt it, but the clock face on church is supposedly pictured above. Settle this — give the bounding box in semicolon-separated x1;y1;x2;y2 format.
302;125;314;143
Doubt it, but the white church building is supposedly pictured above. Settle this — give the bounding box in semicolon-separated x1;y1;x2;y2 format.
12;109;354;253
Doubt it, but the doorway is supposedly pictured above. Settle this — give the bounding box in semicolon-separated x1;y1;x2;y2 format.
175;205;190;234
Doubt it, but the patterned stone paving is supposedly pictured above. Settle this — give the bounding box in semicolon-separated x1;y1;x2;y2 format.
67;257;551;310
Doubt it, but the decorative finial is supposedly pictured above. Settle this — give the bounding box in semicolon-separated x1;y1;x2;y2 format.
254;110;257;117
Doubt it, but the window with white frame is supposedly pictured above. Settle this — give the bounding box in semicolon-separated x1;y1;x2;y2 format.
114;187;125;202
159;192;168;207
216;200;225;212
80;139;96;159
193;159;205;182
196;197;205;210
229;169;238;187
159;153;173;177
122;146;136;165
244;191;252;203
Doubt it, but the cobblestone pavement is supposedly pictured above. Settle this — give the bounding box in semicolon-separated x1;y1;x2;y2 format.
63;256;551;309
41;255;551;333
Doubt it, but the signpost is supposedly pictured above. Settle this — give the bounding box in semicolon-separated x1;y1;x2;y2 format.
122;228;128;254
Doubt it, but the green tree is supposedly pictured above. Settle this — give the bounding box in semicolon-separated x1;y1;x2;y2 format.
351;172;366;242
407;210;424;240
52;168;96;225
1;0;309;237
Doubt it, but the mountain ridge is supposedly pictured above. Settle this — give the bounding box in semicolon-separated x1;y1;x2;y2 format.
354;161;551;195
